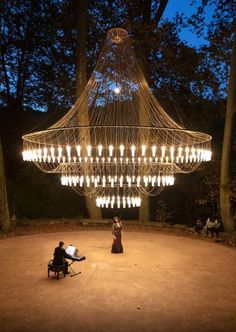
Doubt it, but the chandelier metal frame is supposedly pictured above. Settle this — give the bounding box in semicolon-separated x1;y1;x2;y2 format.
22;28;212;208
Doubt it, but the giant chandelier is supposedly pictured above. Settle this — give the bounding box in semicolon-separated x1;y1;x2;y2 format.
22;28;212;208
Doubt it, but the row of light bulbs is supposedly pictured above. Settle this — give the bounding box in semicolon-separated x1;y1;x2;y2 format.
96;196;141;208
61;174;175;187
23;145;211;164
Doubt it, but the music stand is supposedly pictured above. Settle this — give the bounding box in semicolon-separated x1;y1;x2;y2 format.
68;260;82;277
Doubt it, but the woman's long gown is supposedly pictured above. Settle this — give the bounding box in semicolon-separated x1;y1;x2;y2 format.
111;223;123;253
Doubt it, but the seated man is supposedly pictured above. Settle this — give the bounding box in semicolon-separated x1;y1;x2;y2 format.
53;241;69;274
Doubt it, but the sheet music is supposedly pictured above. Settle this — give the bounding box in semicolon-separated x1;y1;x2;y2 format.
65;245;77;256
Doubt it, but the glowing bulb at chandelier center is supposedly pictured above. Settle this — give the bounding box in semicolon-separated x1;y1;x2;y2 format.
114;87;120;94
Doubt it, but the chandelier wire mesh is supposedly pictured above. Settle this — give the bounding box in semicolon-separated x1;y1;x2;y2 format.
22;28;212;208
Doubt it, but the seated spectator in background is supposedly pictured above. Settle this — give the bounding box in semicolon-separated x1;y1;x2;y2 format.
206;218;214;238
213;219;222;238
195;219;203;235
53;241;69;274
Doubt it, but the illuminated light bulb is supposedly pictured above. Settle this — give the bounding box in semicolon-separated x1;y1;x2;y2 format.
178;147;182;157
66;146;71;157
162;176;166;186
87;145;92;157
62;156;66;163
141;145;146;156
102;157;105;163
50;147;55;157
138;157;141;163
155;157;158;162
43;147;47;157
114;157;117;163
143;157;147;163
79;157;82;162
58;146;62;158
149;157;152;163
73;156;76;163
137;176;141;187
76;145;81;156
170;146;175;158
161;146;166;157
166;156;169;163
185;147;190;163
107;157;111;163
197;148;201;161
119;176;123;187
109;145;113;157
119;145;125;156
98;145;103;156
126;158;129;164
90;157;93;163
120;157;123;163
86;176;90;187
131;145;136;157
84;157;88;163
102;176;106;187
96;157;99;162
157;175;161;186
144;176;148;187
152;145;157;157
114;87;120;94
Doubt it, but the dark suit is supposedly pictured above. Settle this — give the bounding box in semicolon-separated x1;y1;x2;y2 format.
53;246;68;272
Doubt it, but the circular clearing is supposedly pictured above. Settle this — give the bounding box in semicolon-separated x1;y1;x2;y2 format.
0;230;236;332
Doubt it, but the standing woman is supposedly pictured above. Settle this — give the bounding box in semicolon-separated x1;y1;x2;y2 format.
111;216;123;253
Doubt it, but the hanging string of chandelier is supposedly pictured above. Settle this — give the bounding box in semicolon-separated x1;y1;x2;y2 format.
22;28;212;208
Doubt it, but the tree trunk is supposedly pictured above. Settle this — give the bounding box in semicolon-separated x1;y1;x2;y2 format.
0;138;10;232
220;27;236;232
127;0;168;223
76;0;102;219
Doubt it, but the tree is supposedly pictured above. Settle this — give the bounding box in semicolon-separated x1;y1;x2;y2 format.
220;26;236;232
76;0;102;219
0;138;10;232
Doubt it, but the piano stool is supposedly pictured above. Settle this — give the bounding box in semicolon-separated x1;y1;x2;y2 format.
48;260;66;280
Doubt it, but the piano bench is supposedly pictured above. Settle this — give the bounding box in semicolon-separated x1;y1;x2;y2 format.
48;260;66;280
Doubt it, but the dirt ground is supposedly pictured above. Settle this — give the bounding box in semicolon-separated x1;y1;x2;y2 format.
0;229;236;332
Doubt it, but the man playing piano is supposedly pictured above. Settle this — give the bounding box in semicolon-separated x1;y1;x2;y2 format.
53;241;70;274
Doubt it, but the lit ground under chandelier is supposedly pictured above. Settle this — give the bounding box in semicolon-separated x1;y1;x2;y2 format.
22;28;212;208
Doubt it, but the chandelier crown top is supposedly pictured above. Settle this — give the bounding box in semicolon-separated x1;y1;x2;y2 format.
107;28;129;43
